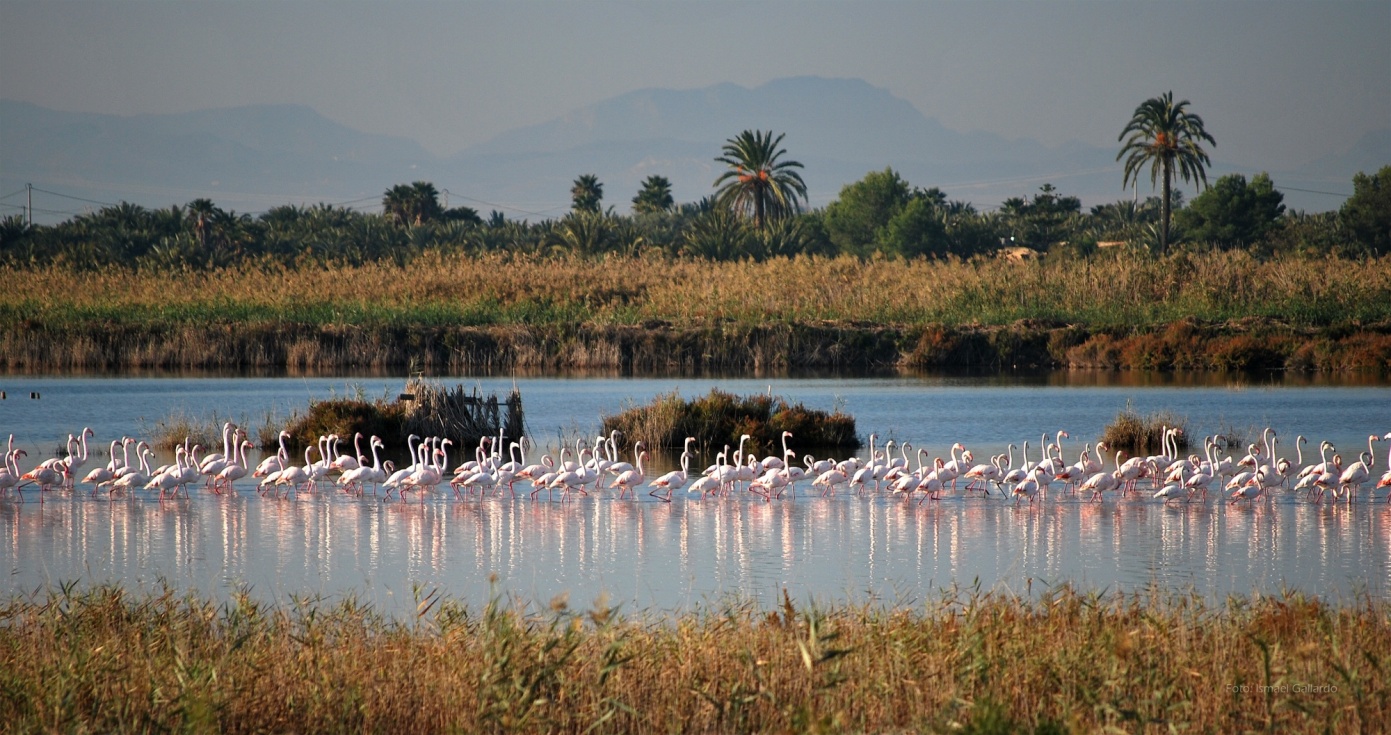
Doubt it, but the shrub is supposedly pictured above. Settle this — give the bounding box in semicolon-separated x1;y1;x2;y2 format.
600;388;860;455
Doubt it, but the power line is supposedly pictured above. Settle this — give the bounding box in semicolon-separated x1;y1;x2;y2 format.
441;189;565;218
0;188;30;202
27;186;119;208
1276;185;1351;198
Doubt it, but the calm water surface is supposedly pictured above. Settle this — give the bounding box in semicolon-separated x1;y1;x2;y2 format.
1;373;1388;614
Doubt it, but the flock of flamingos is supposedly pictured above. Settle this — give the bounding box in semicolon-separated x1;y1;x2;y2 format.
4;423;1391;509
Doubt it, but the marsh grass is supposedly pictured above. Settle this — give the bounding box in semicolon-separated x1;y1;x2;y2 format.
1100;402;1189;456
1;251;1389;371
1;581;1384;733
145;409;281;451
600;388;859;455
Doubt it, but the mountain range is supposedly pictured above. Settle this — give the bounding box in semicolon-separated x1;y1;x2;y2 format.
3;77;1385;223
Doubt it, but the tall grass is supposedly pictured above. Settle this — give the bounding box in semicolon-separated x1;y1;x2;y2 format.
1099;402;1190;456
1;582;1384;733
2;251;1388;329
2;251;1389;372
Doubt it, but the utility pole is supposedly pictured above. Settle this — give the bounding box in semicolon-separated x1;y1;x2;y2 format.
26;183;32;227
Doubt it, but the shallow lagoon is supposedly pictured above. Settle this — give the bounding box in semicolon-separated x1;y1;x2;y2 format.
1;373;1388;613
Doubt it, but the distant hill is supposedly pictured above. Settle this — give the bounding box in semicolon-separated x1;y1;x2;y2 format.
0;99;438;217
3;79;1385;223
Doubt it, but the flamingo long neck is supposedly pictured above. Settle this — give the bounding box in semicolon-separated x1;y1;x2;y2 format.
370;440;382;472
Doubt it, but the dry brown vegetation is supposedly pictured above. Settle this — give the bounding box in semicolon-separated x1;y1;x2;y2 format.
1;582;1385;733
2;251;1389;372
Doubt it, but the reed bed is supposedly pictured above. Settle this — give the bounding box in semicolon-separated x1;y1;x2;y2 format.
3;251;1388;329
1098;403;1190;457
1;582;1384;733
1;251;1389;372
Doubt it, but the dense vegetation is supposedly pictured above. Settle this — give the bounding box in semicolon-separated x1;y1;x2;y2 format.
1;112;1386;373
2;582;1384;733
1;164;1386;271
600;389;860;454
1;249;1389;373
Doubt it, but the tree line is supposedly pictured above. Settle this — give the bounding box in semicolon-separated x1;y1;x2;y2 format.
2;93;1387;270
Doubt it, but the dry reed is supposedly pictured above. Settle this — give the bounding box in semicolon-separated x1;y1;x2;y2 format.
1;581;1384;733
1;251;1389;372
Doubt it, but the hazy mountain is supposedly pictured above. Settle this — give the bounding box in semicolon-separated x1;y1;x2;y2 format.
4;78;1382;223
1;99;437;216
451;76;1121;212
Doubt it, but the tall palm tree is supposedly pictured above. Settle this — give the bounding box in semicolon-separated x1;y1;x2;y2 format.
713;130;808;230
570;174;604;214
632;175;674;214
382;182;442;226
1117;92;1216;254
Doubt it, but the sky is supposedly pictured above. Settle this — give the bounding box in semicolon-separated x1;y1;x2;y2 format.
2;0;1387;183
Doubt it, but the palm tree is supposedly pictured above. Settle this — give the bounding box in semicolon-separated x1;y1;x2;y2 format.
713;130;808;230
571;174;604;214
1117;92;1216;254
382;182;442;226
632;175;674;214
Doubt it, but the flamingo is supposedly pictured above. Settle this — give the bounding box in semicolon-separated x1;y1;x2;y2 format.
273;446;316;499
1012;467;1044;505
256;431;290;477
1333;435;1380;502
915;458;948;504
1154;461;1187;505
339;436;386;495
0;450;26;496
612;450;647;499
214;439;254;493
198;422;237;473
1376;432;1391;500
109;447;155;498
813;467;849;497
648;439;695;502
1079;447;1124;502
82;439;122;493
963;453;1003;496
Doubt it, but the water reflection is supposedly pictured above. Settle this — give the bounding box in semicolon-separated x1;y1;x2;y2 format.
4;488;1388;615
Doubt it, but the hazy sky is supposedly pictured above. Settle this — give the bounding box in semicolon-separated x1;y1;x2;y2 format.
3;0;1387;174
